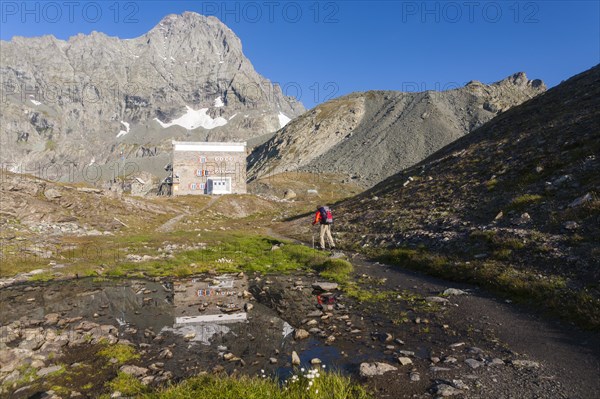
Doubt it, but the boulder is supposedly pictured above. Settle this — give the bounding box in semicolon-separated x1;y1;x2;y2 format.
442;288;467;296
294;329;310;340
398;357;413;366
37;365;63;377
283;189;296;200
465;358;484;369
312;282;338;291
563;221;579;230
119;365;148;377
511;359;539;368
291;351;301;366
568;193;592;208
44;189;62;199
75;321;100;332
426;296;450;304
44;313;60;325
158;348;173;359
359;362;397;377
2;370;21;384
432;383;463;396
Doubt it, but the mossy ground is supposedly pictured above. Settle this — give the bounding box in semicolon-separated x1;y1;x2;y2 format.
98;343;140;364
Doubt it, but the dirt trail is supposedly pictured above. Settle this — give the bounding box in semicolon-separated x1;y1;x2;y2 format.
157;196;220;232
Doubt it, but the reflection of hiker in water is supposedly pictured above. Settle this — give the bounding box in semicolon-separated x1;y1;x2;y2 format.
312;205;335;250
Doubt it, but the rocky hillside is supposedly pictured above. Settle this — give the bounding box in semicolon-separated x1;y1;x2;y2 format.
330;65;599;326
0;12;304;181
248;73;545;187
0;171;178;277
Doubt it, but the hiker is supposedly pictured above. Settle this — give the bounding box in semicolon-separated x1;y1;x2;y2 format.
312;205;335;250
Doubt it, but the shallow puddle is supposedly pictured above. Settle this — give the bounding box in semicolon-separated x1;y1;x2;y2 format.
1;274;376;382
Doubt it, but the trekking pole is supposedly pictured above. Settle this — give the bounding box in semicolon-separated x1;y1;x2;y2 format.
312;232;315;249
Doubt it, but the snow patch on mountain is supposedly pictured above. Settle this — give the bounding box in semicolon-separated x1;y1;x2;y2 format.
154;106;228;130
117;121;130;138
29;95;42;106
278;112;291;128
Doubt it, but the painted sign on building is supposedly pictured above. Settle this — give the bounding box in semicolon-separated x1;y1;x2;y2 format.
171;141;247;196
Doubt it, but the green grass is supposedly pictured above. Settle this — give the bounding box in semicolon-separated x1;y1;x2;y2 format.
144;370;370;399
376;248;449;272
469;230;525;252
106;372;148;396
0;225;331;283
28;271;56;282
492;248;512;260
485;178;498;190
312;258;403;303
315;259;354;283
97;343;140;364
469;230;497;242
38;231;330;280
500;238;525;250
344;282;395;302
508;194;543;210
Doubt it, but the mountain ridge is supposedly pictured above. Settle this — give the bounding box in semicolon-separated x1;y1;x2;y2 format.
248;72;546;187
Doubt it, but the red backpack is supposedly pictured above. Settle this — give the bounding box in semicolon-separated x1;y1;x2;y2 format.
319;206;333;224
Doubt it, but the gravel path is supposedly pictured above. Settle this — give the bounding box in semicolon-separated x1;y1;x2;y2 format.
352;256;600;398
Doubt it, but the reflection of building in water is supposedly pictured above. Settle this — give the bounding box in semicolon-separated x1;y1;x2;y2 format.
163;322;232;345
173;275;246;317
167;275;249;344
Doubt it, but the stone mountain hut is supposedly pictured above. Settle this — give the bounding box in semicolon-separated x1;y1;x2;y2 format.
171;141;247;195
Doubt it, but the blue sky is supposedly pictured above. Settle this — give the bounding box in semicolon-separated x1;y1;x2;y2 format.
1;1;598;109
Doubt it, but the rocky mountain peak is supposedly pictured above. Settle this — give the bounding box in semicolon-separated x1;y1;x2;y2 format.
499;71;546;90
0;12;304;182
